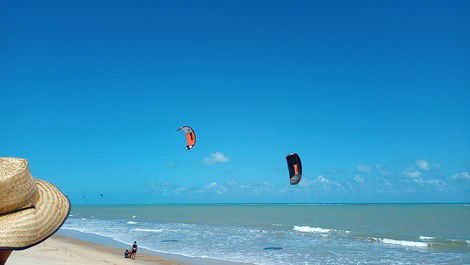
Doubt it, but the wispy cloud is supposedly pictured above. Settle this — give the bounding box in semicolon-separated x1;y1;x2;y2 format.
147;159;468;201
412;178;445;185
298;175;343;193
200;180;274;195
195;182;227;194
450;171;470;180
403;168;421;178
203;152;230;165
356;165;371;173
149;183;188;196
384;179;392;186
376;165;391;176
298;176;331;187
204;182;228;194
207;182;217;188
354;175;364;183
315;175;329;183
416;160;430;170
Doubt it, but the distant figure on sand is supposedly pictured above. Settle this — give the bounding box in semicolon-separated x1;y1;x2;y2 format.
124;249;130;258
131;241;138;259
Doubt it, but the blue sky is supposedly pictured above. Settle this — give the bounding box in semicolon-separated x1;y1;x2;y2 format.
1;0;469;204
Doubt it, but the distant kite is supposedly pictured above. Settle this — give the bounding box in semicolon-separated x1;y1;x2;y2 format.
177;126;196;150
286;153;302;185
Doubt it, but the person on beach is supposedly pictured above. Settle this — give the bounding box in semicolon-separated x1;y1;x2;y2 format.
131;241;138;259
124;249;130;258
0;158;70;265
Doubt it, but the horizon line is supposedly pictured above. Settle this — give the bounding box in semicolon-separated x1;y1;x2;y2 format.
71;202;470;207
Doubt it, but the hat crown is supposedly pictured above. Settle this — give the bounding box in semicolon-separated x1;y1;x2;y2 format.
0;158;39;214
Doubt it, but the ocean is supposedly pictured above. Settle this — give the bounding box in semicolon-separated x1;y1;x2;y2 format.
61;204;470;265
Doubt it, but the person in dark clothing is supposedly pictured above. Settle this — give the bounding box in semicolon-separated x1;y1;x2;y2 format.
124;249;130;258
131;241;138;259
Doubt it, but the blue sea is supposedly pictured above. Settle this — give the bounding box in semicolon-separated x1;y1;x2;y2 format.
61;204;470;265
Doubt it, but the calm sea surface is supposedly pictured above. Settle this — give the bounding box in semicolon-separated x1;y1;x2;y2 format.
62;204;470;265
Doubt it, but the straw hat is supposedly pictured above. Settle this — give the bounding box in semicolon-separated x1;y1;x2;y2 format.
0;157;70;250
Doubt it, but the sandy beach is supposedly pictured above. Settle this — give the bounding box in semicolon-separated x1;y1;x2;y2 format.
6;235;183;265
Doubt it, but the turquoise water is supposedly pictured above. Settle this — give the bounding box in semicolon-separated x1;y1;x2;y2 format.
62;204;470;264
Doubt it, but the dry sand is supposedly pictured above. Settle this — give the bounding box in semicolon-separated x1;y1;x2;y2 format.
7;234;183;265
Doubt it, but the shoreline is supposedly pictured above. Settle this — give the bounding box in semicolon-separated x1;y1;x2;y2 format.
7;232;254;265
7;234;182;265
57;229;254;265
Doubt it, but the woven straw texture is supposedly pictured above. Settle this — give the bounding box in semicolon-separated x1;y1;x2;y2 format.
0;158;70;250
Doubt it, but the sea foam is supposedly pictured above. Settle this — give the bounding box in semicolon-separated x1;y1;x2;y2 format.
127;221;138;224
375;238;428;248
293;226;331;233
419;236;435;240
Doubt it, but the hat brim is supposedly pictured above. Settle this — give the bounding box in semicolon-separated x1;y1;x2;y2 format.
0;179;70;250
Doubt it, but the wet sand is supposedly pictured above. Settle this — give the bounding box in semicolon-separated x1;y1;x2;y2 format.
7;234;183;265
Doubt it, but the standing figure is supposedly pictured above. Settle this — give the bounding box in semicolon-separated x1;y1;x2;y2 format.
131;241;138;259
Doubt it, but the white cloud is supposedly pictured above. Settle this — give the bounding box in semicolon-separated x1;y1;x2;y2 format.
416;160;430;170
150;183;187;196
403;168;421;178
299;175;342;189
356;165;371;173
450;171;470;180
298;178;315;187
203;152;230;165
354;175;364;183
413;178;445;185
204;182;227;194
207;182;217;188
315;176;329;183
376;165;390;176
226;180;238;186
426;179;444;185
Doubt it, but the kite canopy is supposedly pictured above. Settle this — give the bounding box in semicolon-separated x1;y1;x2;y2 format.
286;153;302;185
177;126;196;150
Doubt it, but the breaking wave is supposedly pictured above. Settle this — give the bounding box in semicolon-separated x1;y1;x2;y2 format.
373;238;429;248
293;226;332;233
419;236;435;240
